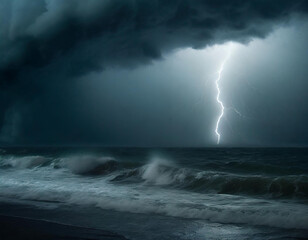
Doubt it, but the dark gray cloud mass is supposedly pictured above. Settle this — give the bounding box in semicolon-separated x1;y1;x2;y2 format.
0;0;308;145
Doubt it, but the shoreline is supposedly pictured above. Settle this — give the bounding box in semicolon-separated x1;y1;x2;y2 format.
0;213;128;240
1;199;308;240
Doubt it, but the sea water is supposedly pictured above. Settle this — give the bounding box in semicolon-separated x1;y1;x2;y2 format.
0;147;307;239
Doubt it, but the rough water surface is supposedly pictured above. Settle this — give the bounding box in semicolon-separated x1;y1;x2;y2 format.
0;147;307;239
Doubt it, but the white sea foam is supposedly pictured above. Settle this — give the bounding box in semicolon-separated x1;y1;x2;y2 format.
0;163;307;230
140;156;187;185
141;157;174;185
0;156;50;169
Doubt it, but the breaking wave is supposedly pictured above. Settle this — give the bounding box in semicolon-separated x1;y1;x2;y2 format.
111;157;308;199
1;151;308;231
1;178;308;230
0;156;51;169
1;155;307;199
0;155;118;175
57;156;118;175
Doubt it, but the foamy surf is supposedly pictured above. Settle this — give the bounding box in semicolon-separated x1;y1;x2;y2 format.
1;154;307;198
0;147;307;238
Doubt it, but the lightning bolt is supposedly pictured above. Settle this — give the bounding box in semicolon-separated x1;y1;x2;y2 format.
214;48;232;144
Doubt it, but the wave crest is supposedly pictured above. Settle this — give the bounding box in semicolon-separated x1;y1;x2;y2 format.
111;158;308;198
58;155;118;175
0;156;50;169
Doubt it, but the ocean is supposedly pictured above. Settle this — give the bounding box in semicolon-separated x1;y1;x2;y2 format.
0;147;307;239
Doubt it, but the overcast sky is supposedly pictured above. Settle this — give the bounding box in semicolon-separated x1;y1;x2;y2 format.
0;0;308;147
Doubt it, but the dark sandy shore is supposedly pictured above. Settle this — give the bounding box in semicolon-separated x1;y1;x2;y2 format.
0;214;128;240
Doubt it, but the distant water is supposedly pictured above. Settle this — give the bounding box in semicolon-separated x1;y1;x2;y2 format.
0;147;307;239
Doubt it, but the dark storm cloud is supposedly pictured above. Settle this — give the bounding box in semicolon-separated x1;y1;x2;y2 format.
1;0;308;84
0;0;308;144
